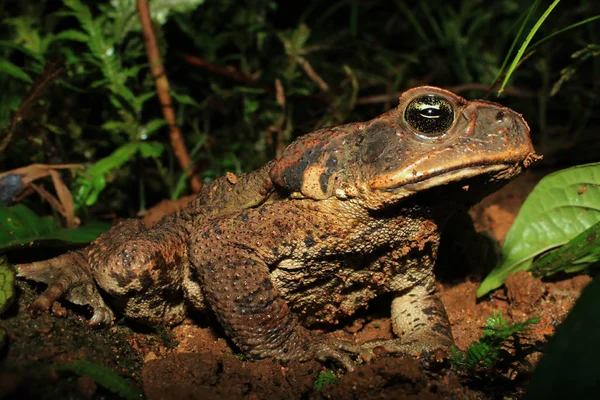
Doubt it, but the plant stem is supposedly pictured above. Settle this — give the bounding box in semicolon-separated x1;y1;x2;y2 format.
137;0;202;193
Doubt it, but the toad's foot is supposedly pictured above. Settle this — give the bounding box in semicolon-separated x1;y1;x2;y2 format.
359;284;454;362
17;249;114;326
304;332;365;371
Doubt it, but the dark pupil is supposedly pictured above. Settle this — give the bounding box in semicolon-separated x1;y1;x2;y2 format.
404;95;454;136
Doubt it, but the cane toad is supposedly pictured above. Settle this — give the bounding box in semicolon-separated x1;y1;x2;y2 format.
18;86;538;369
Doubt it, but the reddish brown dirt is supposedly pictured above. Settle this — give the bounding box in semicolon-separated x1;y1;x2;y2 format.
1;171;593;399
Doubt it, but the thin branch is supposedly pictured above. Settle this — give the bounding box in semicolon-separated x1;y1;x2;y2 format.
137;0;202;193
266;79;286;159
179;53;262;86
296;55;328;92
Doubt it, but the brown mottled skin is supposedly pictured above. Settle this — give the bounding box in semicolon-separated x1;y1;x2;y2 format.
18;87;538;369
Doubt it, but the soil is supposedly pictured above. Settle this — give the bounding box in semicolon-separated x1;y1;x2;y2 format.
0;170;593;399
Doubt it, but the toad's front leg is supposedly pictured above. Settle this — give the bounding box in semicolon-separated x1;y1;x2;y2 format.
18;217;190;326
360;279;454;360
191;210;360;370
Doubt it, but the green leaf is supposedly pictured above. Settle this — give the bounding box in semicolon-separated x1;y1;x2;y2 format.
50;29;90;43
137;141;164;158
0;60;33;83
0;204;58;245
0;258;15;314
478;163;600;297
101;120;130;134
498;0;560;94
170;91;201;107
55;360;142;400
525;275;600;399
141;119;167;138
313;369;338;391
75;142;163;207
0;204;110;249
450;311;539;371
84;141;163;179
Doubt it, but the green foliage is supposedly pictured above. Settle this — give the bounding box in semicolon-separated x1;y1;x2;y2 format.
75;141;164;207
552;44;600;95
61;0;145;116
0;257;14;349
525;275;600;399
0;204;110;249
478;163;600;297
54;360;142;400
313;369;339;391
0;257;15;314
154;325;180;349
497;0;560;93
450;312;539;372
0;59;34;83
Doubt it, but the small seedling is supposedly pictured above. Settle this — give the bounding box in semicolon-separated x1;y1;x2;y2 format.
313;369;339;391
154;325;180;349
450;311;539;373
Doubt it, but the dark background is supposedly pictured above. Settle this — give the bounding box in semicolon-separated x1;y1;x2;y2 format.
1;0;598;219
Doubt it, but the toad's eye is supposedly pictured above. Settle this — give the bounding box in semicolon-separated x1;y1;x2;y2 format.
404;95;454;137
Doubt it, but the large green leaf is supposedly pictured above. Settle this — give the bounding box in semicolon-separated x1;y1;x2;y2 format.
478;163;600;297
0;204;110;250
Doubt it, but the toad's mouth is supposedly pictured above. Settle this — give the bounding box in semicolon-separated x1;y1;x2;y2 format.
400;163;514;192
370;161;531;198
370;150;540;193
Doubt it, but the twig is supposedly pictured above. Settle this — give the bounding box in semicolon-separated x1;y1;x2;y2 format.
180;53;333;105
179;53;262;86
48;169;76;228
137;0;202;193
266;79;286;159
295;55;328;92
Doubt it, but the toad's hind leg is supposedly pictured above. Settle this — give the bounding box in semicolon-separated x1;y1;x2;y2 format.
17;249;114;326
18;218;190;326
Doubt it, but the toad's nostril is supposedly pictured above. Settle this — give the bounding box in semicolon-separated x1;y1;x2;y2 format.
495;111;505;121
